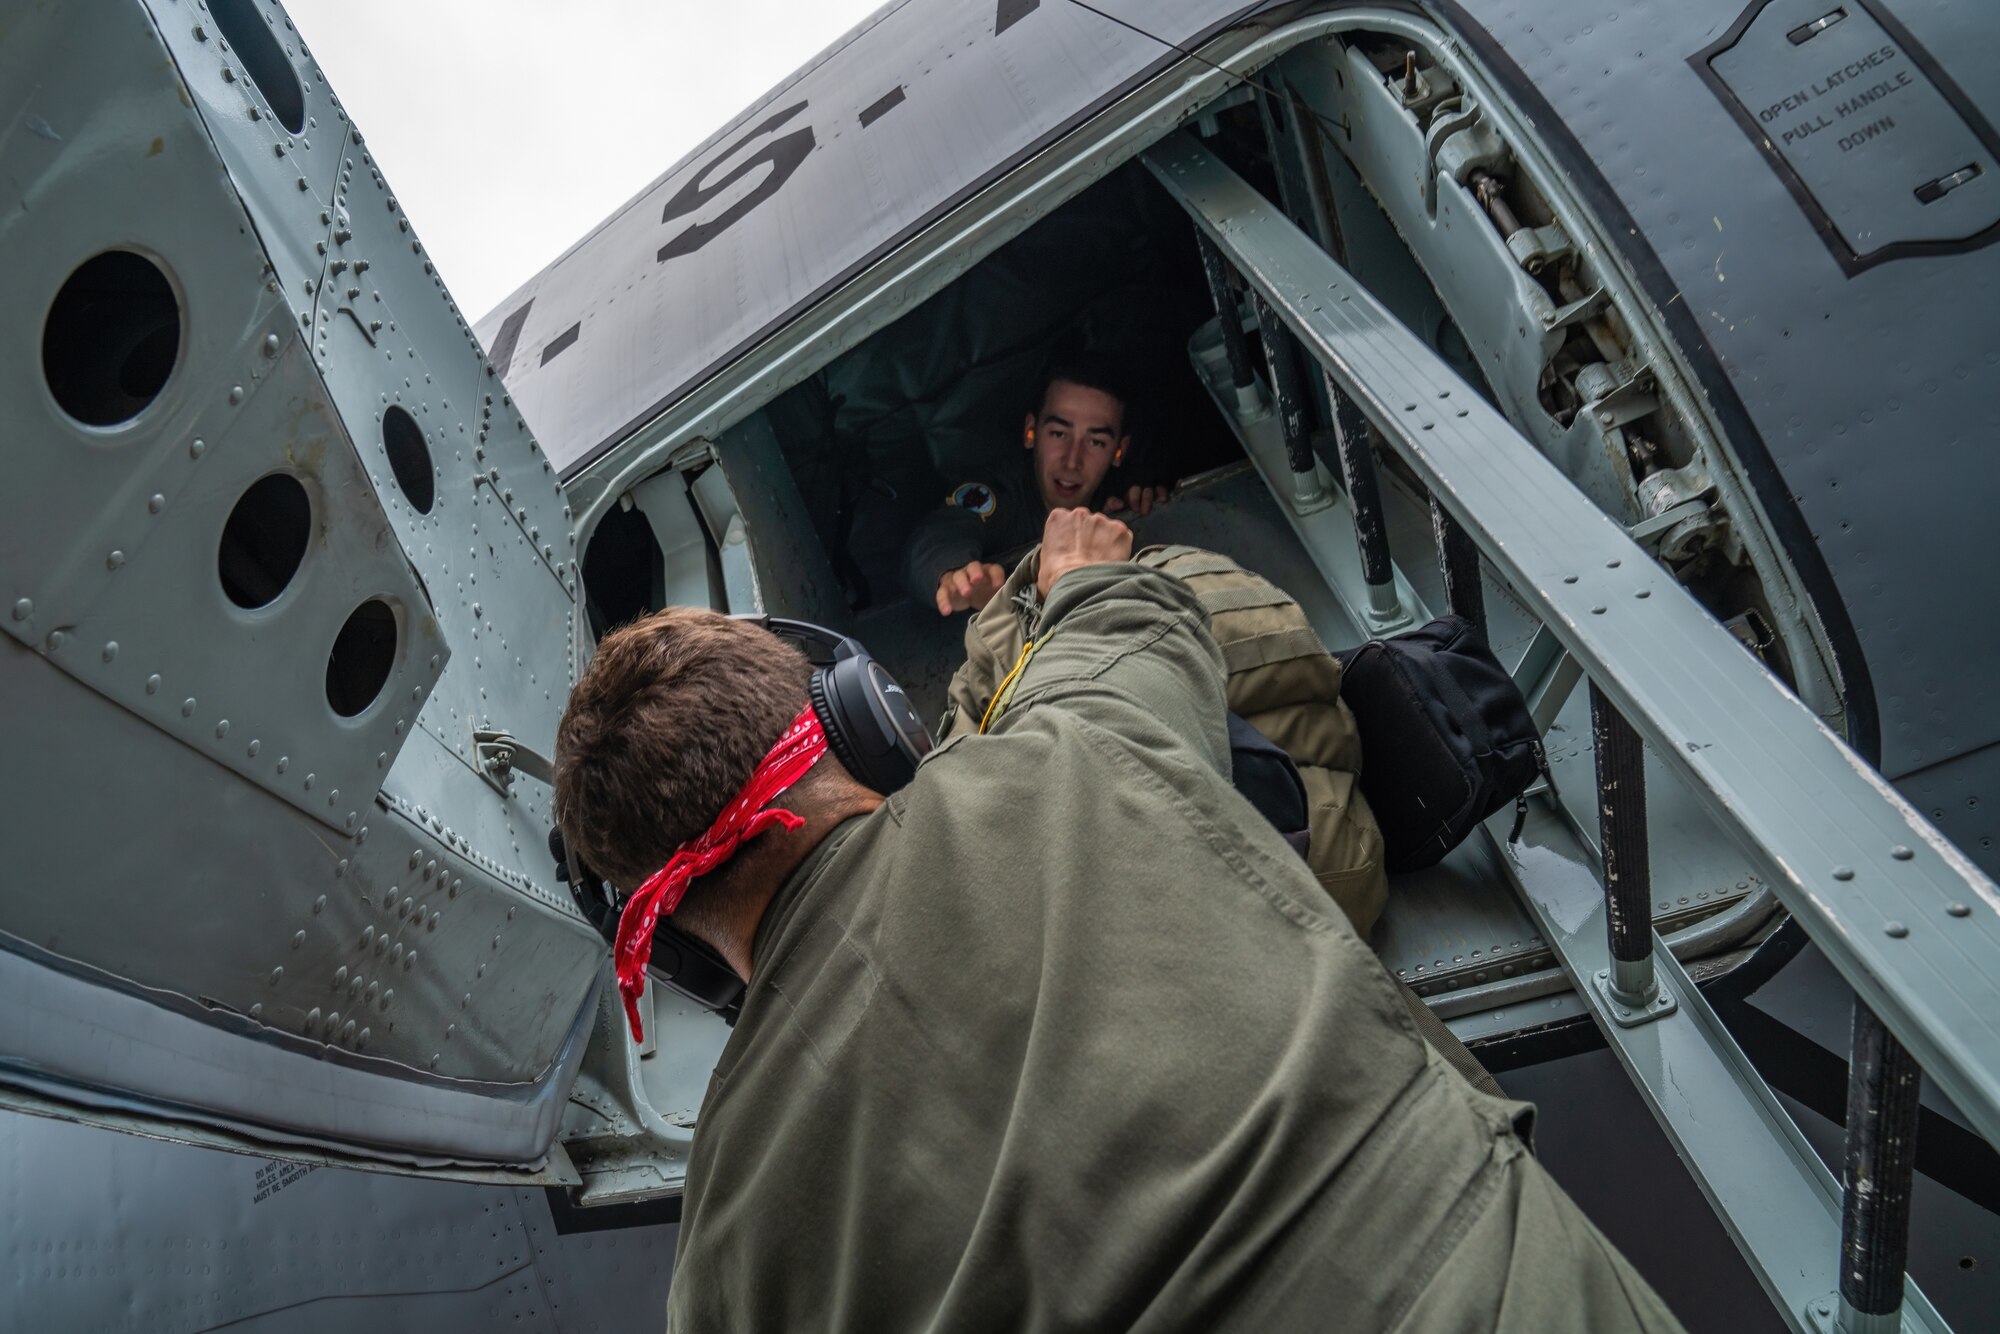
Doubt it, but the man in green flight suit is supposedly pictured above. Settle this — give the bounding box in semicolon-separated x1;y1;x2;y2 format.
554;506;1683;1333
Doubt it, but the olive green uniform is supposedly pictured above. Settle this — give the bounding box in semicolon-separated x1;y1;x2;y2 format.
666;561;1680;1333
944;544;1386;938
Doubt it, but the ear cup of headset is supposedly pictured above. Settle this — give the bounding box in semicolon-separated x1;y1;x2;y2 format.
809;656;931;793
750;613;932;794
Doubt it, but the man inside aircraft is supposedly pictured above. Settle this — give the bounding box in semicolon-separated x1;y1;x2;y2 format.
554;507;1683;1334
902;352;1169;615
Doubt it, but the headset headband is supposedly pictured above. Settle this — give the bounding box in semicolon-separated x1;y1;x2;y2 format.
740;614;861;665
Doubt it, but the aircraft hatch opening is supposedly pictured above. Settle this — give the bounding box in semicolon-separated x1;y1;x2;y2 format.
576;127;1783;1105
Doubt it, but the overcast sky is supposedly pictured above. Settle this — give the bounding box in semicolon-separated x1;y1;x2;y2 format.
288;0;891;323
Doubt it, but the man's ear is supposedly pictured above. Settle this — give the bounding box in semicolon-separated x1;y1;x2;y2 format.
1023;413;1036;448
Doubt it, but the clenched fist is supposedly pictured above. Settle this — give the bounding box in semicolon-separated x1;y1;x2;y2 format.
1036;507;1133;600
935;560;1008;615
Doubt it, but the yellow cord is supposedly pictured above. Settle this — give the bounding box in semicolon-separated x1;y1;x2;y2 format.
979;638;1040;734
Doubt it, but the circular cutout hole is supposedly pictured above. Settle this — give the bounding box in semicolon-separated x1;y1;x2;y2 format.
43;251;181;426
219;473;312;608
382;406;435;514
209;0;306;134
326;599;397;717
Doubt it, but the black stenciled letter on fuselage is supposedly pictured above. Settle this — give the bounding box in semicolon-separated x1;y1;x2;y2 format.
657;101;816;263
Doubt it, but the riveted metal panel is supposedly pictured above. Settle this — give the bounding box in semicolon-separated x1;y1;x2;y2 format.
172;0;350;308
0;0;603;1164
0;4;445;835
207;2;590;912
142;0;599;1081
0;1114;686;1332
0;628;595;1132
1897;741;2000;875
514;1184;680;1333
0;1115;560;1333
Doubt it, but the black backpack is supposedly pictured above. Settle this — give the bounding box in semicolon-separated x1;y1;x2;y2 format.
1336;615;1550;874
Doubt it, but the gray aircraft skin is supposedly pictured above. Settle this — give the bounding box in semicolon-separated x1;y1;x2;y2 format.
5;0;1999;1329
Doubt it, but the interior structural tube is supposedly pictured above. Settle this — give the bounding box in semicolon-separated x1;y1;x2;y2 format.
1194;232;1261;413
1590;683;1656;1003
1320;369;1399;616
1429;495;1485;636
1250;290;1324;487
1837;1002;1921;1334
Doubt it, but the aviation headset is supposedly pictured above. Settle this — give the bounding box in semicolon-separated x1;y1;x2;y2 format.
553;615;931;1019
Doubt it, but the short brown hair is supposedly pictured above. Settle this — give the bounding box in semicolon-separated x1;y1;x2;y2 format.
554;608;810;893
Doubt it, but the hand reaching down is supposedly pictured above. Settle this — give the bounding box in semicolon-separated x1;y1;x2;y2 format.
936;561;1009;615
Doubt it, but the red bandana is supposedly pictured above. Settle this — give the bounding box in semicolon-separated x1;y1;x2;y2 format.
613;704;828;1041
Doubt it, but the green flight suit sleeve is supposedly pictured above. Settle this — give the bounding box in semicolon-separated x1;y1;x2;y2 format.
982;560;1232;780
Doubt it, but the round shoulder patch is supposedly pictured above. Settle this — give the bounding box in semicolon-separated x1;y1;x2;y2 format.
948;482;998;519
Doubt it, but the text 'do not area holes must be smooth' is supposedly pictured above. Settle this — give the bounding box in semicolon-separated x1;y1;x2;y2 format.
208;0;306;134
381;406;435;514
219;473;312;608
327;599;397;718
43;251;181;427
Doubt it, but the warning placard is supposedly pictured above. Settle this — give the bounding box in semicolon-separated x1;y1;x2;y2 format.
1699;0;1999;270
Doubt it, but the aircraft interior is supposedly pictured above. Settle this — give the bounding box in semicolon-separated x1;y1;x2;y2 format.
585;159;1242;710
